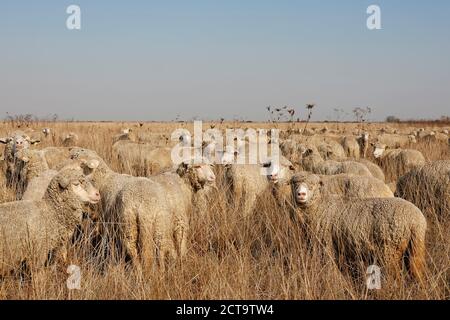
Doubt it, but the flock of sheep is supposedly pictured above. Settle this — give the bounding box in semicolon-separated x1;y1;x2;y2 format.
0;123;449;289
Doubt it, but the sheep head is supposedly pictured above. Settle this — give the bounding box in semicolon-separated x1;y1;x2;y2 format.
53;168;101;206
372;143;388;158
262;158;295;185
177;162;216;191
291;173;323;208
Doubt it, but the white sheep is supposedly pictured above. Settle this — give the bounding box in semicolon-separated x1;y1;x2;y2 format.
289;172;427;281
301;148;372;177
372;143;426;182
16;148;100;201
341;136;360;159
396;160;450;220
319;173;394;198
68;148;215;270
0;167;100;277
356;132;369;158
225;156;295;217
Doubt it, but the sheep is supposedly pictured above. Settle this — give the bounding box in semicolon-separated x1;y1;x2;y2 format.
419;132;448;144
356;132;369;158
315;140;346;161
319;173;394;198
375;133;416;149
0;131;40;189
62;132;79;147
67;147;215;269
0;167;100;277
12;147;73;197
16;148;100;201
372;143;426;182
280;140;319;166
341;136;360;159
301;149;372;177
225;156;295;217
113;140;173;176
396;160;450;220
104;161;216;271
289;172;427;280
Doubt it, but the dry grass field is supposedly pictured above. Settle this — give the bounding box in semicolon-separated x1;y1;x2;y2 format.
0;120;449;300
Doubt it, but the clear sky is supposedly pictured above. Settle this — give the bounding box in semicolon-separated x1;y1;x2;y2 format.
1;0;449;121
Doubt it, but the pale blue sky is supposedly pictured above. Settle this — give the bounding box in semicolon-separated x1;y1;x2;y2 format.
1;1;449;121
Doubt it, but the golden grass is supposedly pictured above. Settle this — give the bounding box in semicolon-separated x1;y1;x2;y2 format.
0;121;449;300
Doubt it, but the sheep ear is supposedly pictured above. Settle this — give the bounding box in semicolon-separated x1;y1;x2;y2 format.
0;137;10;144
289;165;295;171
58;177;71;189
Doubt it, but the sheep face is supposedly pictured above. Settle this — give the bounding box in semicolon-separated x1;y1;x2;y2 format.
264;161;295;184
291;174;322;208
71;180;101;204
56;170;101;205
373;143;387;159
9;133;39;154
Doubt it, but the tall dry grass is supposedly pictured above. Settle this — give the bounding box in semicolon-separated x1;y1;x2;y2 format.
0;121;448;300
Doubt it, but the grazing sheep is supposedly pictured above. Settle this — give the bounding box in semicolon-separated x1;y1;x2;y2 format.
113;140;173;176
280;140;320;167
341;136;360;159
301;149;372;177
289;173;427;280
396;160;450;220
0;167;100;277
372;143;426;182
319;173;394;198
375;133;416;149
315;140;346;161
62;132;79;147
226;156;295;217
